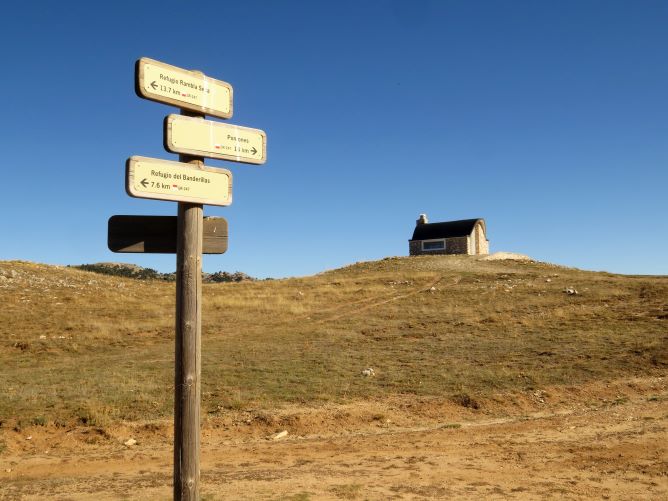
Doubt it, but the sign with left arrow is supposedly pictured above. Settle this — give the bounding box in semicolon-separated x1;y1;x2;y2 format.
135;57;233;119
126;156;232;206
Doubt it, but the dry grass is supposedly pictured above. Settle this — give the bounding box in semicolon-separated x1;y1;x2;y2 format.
0;256;666;427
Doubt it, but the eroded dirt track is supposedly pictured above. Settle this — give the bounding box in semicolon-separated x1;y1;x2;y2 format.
2;379;666;500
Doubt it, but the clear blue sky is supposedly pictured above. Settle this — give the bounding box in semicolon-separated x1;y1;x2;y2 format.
1;1;666;277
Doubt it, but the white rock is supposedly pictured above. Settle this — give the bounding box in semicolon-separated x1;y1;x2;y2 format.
361;368;375;377
481;252;532;262
271;430;288;441
124;438;137;447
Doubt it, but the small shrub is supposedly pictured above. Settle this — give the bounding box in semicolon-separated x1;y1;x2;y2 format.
215;396;246;411
76;405;112;427
276;493;312;501
329;484;363;499
31;416;47;426
207;271;255;283
452;393;480;409
611;396;629;406
74;263;166;280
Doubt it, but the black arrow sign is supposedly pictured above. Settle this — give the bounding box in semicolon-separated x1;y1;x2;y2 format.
250;146;258;155
150;81;158;90
141;178;149;188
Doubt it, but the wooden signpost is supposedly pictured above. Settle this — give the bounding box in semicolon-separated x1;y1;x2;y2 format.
107;56;267;500
108;215;228;254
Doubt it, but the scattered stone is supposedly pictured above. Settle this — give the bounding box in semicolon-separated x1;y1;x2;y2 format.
124;438;137;447
533;390;547;403
26;436;32;440
271;430;288;441
5;468;11;473
361;368;375;377
545;278;552;283
388;280;412;286
565;288;579;295
39;335;46;340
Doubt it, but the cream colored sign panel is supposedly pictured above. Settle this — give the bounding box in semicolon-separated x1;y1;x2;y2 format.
126;156;232;206
165;115;267;165
136;58;233;119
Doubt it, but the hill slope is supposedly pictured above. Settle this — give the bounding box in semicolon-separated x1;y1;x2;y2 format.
0;255;666;426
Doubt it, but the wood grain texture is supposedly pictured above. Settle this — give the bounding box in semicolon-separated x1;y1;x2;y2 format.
107;215;227;254
174;109;204;501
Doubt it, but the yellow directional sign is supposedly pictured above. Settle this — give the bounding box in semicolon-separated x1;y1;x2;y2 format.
164;114;267;165
135;57;233;119
126;156;232;206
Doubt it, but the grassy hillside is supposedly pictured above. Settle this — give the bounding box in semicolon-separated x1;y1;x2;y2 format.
0;256;665;428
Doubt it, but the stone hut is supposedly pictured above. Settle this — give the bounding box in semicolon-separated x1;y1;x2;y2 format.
409;214;489;256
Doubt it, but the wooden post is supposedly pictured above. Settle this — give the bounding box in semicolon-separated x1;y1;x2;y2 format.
174;108;204;500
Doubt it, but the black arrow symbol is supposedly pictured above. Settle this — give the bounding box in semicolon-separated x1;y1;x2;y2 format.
141;179;149;188
250;146;258;155
150;81;158;90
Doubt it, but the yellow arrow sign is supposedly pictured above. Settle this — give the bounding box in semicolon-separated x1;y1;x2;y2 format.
165;114;267;165
135;57;233;119
126;156;232;206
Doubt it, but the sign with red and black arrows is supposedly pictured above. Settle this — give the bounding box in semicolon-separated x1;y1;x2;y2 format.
164;114;266;164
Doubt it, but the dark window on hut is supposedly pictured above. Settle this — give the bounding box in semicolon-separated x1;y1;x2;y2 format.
422;239;445;251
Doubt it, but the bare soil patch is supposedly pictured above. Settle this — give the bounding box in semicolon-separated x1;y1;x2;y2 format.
1;377;666;500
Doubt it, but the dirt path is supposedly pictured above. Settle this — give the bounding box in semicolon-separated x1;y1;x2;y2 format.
2;378;666;500
312;275;444;323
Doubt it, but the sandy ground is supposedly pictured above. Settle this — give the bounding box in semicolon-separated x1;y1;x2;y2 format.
1;377;666;500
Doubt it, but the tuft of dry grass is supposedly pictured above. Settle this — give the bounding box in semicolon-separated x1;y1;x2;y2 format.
0;256;666;426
